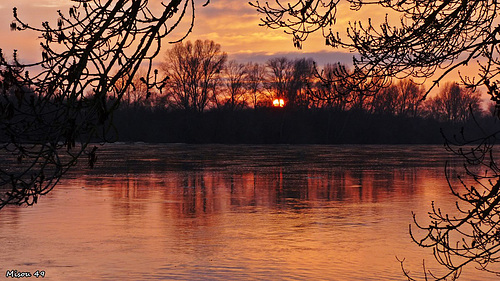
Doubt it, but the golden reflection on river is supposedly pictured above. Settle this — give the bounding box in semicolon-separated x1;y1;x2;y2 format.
0;145;494;280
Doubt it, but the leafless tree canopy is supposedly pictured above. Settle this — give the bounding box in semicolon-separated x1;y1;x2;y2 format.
425;82;481;122
244;62;267;108
161;40;227;112
223;60;248;110
252;0;500;279
252;0;500;98
0;0;203;208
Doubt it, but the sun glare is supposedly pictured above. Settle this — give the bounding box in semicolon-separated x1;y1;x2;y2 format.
272;99;285;107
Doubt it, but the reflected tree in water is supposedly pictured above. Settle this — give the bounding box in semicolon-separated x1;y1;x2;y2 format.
0;0;205;209
253;0;500;279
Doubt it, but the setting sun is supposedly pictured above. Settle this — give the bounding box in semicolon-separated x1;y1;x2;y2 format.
272;98;285;107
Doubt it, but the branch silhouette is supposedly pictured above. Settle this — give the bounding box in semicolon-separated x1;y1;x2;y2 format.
253;0;500;279
0;0;201;208
252;0;500;99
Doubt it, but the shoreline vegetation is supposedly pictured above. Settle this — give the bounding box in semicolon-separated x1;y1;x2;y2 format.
108;40;494;145
112;106;498;144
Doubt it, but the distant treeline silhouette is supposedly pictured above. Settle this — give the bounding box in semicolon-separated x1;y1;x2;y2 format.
110;40;493;144
126;40;489;122
111;106;496;144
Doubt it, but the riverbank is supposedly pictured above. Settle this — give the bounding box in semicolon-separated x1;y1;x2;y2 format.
112;107;497;144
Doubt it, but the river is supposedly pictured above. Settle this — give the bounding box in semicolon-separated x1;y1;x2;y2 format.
0;144;496;280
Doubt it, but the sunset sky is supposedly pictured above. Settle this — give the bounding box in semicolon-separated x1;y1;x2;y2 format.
0;0;379;65
0;0;478;97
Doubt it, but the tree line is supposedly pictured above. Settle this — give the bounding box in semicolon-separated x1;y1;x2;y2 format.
121;39;488;124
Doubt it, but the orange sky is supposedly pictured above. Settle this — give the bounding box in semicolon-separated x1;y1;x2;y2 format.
0;0;486;99
0;1;366;64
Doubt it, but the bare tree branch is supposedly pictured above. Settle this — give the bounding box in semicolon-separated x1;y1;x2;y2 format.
0;0;203;208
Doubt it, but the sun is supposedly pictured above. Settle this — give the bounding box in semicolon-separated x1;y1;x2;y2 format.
272;98;285;107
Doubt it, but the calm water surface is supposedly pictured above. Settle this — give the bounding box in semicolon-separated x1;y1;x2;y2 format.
0;144;496;280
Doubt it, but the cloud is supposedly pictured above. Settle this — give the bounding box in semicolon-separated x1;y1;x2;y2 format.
3;0;71;10
229;50;356;66
198;0;258;17
187;0;389;60
31;0;72;8
0;0;381;70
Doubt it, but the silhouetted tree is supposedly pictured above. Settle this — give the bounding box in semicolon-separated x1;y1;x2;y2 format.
368;79;424;116
396;79;425;117
252;0;499;97
114;68;153;108
424;82;481;123
161;40;227;112
265;57;317;107
265;57;293;103
245;62;266;108
309;63;351;109
0;0;205;208
252;0;500;279
222;60;247;110
289;58;315;107
369;84;399;115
